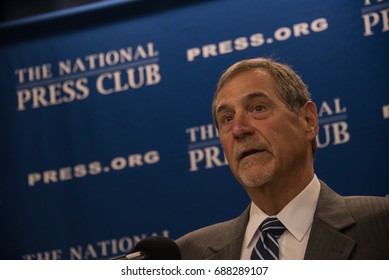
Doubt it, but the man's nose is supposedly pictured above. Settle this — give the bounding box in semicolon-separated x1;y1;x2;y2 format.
231;112;255;139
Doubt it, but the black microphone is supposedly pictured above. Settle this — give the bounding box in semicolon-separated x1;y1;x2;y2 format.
111;236;181;260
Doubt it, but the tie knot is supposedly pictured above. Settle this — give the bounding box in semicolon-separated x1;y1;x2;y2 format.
260;217;285;238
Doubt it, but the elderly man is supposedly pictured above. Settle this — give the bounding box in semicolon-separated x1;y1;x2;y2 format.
176;58;389;260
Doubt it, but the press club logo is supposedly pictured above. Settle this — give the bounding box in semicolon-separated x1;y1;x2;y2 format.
361;0;389;36
185;124;227;172
185;98;350;172
15;42;161;111
317;98;350;148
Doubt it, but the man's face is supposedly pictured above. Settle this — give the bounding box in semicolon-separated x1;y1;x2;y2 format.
214;70;313;189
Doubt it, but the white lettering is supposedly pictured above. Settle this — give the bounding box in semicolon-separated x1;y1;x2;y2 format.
381;8;389;32
16;78;89;111
249;33;265;47
293;22;310;37
332;122;350;145
311;18;328;32
363;12;381;36
188;146;228;172
218;40;233;54
234;37;249;50
186;127;200;142
318;101;333;117
204;146;228;169
383;104;389;119
27;150;160;187
186;17;328;62
15;64;52;84
96;64;161;95
318;98;347;117
58;43;158;75
16;89;31;111
364;0;384;6
186;125;218;142
23;249;62;260
64;230;168;260
186;48;201;62
202;44;218;59
317;121;350;148
143;150;160;164
188;149;204;172
274;27;292;41
362;9;389;36
28;173;41;187
200;124;216;140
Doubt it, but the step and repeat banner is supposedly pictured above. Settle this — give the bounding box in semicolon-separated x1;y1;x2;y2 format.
0;0;388;260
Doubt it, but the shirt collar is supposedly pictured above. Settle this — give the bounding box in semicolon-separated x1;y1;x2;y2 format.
244;175;321;247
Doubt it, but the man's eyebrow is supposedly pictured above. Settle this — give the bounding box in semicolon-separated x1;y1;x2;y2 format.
216;104;232;115
246;91;270;100
216;92;270;114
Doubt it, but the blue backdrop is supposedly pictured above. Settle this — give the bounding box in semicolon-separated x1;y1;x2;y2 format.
0;0;388;259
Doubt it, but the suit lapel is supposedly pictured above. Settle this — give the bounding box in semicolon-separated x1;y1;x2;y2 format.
207;237;245;259
199;181;357;259
304;182;356;259
206;207;250;260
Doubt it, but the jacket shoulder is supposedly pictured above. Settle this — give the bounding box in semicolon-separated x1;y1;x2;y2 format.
343;195;389;223
176;208;249;260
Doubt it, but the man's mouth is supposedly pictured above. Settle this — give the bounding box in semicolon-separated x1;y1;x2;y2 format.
239;149;264;160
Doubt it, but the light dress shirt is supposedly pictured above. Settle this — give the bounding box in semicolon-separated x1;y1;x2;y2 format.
240;175;321;260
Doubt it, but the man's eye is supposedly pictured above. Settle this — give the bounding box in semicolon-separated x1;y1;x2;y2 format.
218;114;233;125
253;105;264;112
224;115;233;123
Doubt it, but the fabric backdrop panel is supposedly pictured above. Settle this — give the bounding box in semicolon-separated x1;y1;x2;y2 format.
0;0;388;259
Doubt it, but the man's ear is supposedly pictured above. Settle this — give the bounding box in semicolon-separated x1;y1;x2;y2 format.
302;101;319;140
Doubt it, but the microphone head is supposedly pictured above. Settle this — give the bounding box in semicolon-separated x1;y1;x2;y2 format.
133;236;181;260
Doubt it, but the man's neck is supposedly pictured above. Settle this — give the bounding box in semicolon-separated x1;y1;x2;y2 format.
246;170;314;216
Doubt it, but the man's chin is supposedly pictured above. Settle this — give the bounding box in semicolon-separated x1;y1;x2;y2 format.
238;171;273;189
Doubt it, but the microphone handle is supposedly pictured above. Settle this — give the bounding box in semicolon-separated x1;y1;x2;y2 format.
111;251;148;260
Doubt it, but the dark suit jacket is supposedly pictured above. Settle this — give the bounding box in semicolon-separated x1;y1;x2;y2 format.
176;181;389;259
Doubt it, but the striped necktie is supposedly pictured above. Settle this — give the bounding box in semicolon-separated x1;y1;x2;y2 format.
251;217;286;260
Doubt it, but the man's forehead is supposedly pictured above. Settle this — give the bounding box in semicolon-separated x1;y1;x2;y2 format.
214;69;280;113
218;91;270;102
221;69;271;88
219;69;274;92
